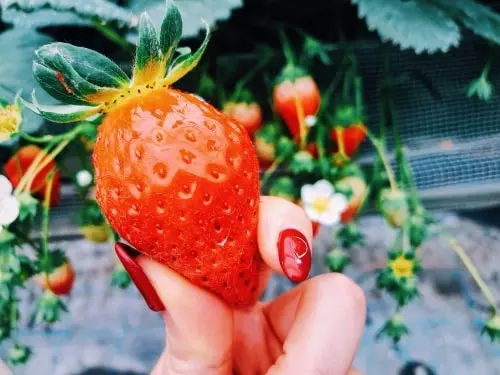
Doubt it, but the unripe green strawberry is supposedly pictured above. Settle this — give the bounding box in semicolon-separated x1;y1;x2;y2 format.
379;188;408;228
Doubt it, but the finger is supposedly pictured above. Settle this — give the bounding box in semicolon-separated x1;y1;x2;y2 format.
264;273;366;375
115;243;233;375
347;368;363;375
257;196;313;284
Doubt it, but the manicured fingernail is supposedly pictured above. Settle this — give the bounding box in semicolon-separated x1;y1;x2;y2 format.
114;242;165;312
277;228;311;283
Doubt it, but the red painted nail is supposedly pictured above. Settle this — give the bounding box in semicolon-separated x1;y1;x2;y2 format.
277;229;311;283
115;242;165;312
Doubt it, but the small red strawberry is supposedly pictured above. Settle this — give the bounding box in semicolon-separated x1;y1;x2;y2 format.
330;124;366;158
273;66;320;142
26;2;262;308
35;260;75;296
4;145;61;207
223;101;262;138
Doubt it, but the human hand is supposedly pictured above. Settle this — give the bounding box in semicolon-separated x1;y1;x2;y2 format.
115;196;366;375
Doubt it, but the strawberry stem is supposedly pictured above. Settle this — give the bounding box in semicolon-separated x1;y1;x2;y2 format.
441;232;497;314
278;27;296;67
41;170;56;285
365;129;398;191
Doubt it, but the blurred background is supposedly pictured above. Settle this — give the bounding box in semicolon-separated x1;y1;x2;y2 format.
1;0;500;374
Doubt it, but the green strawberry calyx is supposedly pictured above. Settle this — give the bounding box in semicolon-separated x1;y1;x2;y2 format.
23;0;210;124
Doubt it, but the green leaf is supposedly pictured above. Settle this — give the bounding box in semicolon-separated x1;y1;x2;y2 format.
162;21;210;85
17;193;39;222
0;229;16;245
126;0;243;41
437;0;500;45
132;12;162;85
34;42;129;105
22;91;101;123
0;29;56;139
159;0;182;67
351;0;461;53
1;0;135;28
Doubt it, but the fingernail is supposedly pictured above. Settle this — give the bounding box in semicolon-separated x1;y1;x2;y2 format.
114;242;165;312
277;229;311;283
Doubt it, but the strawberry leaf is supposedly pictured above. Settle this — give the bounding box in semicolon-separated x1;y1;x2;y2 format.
436;0;500;45
34;42;129;105
159;0;182;68
162;21;210;85
22;91;101;123
1;0;135;28
132;13;163;86
0;29;56;139
351;0;461;53
126;0;243;41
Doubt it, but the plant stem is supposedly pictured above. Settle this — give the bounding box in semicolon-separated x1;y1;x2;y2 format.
232;52;272;102
442;232;497;313
41;170;56;282
278;27;296;67
14;142;55;195
261;157;285;190
366;130;398;191
25;139;69;193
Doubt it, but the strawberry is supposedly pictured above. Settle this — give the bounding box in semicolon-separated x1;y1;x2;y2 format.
4;145;61;207
330;124;366;158
335;175;367;223
254;122;280;168
379;188;409;228
26;2;262;308
35;259;75;296
273;66;320;142
223;101;262;138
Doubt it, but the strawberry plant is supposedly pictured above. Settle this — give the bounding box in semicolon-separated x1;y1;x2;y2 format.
0;0;499;369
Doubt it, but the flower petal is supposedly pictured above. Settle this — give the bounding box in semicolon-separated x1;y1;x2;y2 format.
0;175;13;198
0;196;20;225
316;210;341;226
301;184;317;204
329;193;349;213
304;204;322;223
312;179;334;197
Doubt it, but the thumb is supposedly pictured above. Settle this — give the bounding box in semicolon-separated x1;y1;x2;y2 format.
115;243;233;375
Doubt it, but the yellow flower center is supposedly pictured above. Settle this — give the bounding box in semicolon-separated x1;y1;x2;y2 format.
311;196;330;213
0;105;21;141
390;255;414;278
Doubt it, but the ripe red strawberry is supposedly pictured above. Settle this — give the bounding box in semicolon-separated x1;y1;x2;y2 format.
4;145;61;207
273;67;320;142
330;123;366;158
35;261;75;296
26;2;262;308
223;101;262;137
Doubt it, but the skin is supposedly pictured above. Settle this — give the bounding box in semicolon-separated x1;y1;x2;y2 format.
138;196;366;375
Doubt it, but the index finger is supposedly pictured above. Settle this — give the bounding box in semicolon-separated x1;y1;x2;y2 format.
264;273;366;375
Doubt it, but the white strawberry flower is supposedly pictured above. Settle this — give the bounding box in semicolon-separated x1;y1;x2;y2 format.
300;179;348;226
76;170;93;188
305;115;317;127
0;175;20;231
